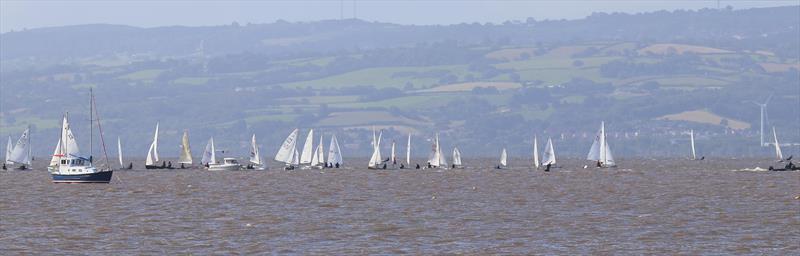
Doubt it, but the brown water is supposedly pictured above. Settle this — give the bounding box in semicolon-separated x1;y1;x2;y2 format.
1;158;798;254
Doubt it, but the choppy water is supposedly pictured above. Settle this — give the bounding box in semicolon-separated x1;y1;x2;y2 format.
1;158;798;254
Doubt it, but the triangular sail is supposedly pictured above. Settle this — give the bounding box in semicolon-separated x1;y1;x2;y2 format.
117;137;124;168
773;127;783;160
500;148;508;167
145;123;159;165
292;148;300;165
275;129;299;164
452;147;462;166
689;130;697;160
391;140;396;164
533;135;540;168
311;143;322;166
5;136;13;164
300;129;314;164
428;133;446;167
8;127;31;164
542;138;556;165
179;130;192;164
406;133;411;165
250;134;262;165
317;135;325;165
49;138;61;166
327;135;343;165
368;130;383;168
201;137;216;165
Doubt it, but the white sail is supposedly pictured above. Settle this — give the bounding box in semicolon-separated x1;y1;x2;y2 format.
391;140;396;164
368;130;383;168
588;121;615;167
145;123;160;165
317;135;325;165
8;127;31;164
179;130;192;164
452;147;462;166
202;137;216;165
604;142;616;167
406;133;411;165
5;136;12;164
689;130;697;160
773;127;784;161
327;135;343;165
50;115;80;167
117;137;124;168
275;129;299;164
250;134;262;165
428;133;446;167
300;129;314;164
311;141;324;166
500;148;508;167
49;138;61;166
542;137;556;166
292;148;300;165
533;135;540;168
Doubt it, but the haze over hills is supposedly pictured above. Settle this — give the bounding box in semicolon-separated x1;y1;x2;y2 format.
0;6;798;160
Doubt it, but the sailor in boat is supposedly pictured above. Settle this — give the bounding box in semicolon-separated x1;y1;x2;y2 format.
167;161;172;168
596;161;602;168
400;163;405;169
427;162;432;168
545;163;551;172
180;163;185;169
2;163;5;170
335;163;340;168
415;164;420;169
128;163;133;169
451;164;456;169
495;165;501;169
382;163;387;169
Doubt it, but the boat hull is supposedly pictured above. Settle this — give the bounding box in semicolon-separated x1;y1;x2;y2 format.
207;164;241;171
51;171;113;183
145;165;174;170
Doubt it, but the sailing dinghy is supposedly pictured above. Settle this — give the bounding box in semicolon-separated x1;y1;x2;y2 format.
368;129;384;169
452;147;463;169
246;134;266;170
178;130;193;168
587;121;616;168
275;129;299;170
541;137;556;171
5;127;32;170
327;134;343;168
427;133;447;169
497;148;508;169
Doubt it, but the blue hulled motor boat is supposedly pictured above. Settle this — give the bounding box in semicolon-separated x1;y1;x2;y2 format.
49;89;114;183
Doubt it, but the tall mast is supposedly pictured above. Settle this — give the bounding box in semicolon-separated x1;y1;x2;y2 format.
89;87;93;161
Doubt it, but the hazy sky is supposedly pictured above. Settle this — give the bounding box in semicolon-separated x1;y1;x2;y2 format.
1;0;797;32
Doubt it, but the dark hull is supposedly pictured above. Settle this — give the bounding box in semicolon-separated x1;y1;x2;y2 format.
52;171;113;183
145;165;174;170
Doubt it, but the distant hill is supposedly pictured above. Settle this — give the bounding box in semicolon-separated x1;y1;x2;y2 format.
0;6;798;159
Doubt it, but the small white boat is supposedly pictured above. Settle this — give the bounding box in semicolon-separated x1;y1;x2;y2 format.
275;129;299;170
247;134;266;170
497;148;508;169
309;134;325;169
368;129;384;169
178;130;193;168
207;157;242;171
326;134;343;168
452;147;463;169
427;133;447;169
201;137;216;166
541;137;556;171
587;121;616;168
145;123;169;169
4;126;32;170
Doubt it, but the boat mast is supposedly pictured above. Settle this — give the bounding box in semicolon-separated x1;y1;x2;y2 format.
92;89;112;168
89;88;93;161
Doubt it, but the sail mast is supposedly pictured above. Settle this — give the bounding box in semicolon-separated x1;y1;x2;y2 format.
772;126;783;160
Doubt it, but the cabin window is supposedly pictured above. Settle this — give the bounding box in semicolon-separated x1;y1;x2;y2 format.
62;160;66;164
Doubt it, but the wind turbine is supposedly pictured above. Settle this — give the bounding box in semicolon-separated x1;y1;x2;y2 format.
751;94;772;147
